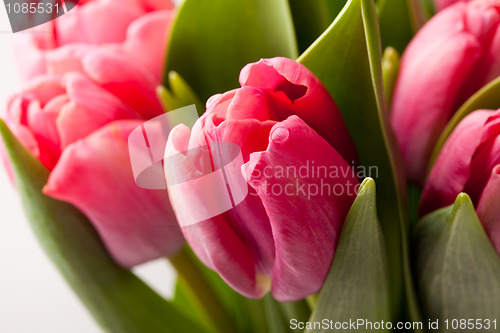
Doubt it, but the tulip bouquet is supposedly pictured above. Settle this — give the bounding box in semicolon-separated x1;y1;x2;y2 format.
1;0;500;332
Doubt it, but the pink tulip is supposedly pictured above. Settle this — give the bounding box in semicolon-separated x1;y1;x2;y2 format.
435;0;473;11
1;0;181;267
390;0;500;184
2;71;184;268
165;57;359;302
12;0;173;82
420;109;500;255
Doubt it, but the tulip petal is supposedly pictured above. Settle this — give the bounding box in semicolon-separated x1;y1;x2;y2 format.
464;126;500;202
44;120;184;267
240;57;357;164
477;165;500;255
12;75;65;107
165;124;270;298
26;99;61;170
391;18;483;183
202;112;277;162
420;110;498;216
57;73;138;147
200;117;277;274
141;0;174;11
46;44;98;75
242;115;358;302
454;2;500;105
485;23;500;83
82;50;163;118
56;0;144;45
435;0;469;11
123;11;172;80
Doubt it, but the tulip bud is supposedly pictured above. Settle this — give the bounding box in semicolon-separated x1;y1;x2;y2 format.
390;0;500;184
165;57;359;302
421;108;500;255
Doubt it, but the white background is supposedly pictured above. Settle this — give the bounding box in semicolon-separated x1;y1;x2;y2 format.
0;6;176;333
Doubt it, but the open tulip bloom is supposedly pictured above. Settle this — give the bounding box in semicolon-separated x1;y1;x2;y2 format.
1;0;500;332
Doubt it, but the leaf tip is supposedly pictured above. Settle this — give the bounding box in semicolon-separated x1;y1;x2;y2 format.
454;192;473;210
358;177;376;195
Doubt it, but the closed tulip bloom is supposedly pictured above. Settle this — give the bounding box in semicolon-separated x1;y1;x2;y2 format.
390;0;500;184
1;72;184;267
420;108;500;254
165;57;359;302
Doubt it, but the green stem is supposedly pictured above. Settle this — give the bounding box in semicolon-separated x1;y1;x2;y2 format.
263;295;289;333
245;298;271;333
305;293;319;310
169;247;236;333
280;300;311;324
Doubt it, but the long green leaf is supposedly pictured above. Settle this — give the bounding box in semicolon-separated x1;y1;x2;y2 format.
298;0;421;326
306;178;391;333
164;0;298;102
0;119;206;333
414;194;500;327
428;76;500;170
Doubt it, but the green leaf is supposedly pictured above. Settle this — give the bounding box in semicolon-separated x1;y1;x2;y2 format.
287;0;347;53
0;119;207;333
428;75;500;169
377;0;426;54
413;193;500;325
157;71;205;114
298;0;421;326
164;0;298;102
306;178;391;333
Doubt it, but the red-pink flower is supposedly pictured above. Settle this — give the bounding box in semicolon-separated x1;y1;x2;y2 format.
165;57;359;302
390;0;500;184
420;109;500;255
1;0;182;267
